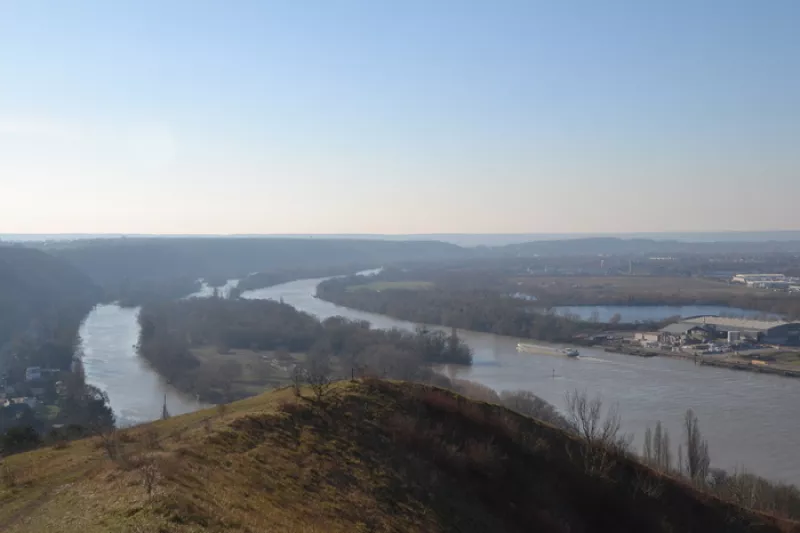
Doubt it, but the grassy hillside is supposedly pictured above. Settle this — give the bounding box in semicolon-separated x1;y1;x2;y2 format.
0;380;794;533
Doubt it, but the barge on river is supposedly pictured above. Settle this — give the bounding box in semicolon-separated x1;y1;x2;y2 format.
516;343;579;357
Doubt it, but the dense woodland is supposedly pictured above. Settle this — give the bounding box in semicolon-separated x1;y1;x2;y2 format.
137;296;473;402
316;275;645;343
0;246;103;382
0;245;114;453
326;262;800;321
40;237;467;305
29;236;800;309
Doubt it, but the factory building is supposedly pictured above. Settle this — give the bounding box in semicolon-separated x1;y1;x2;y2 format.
679;316;800;345
731;274;787;284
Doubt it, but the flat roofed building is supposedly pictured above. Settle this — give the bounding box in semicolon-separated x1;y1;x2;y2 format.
658;322;713;344
732;274;787;284
681;316;800;345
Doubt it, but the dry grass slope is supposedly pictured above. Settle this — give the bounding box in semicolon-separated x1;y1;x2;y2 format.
1;380;797;533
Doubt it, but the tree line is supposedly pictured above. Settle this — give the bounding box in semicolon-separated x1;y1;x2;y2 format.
136;296;474;401
561;390;800;520
316;275;654;343
337;262;800;320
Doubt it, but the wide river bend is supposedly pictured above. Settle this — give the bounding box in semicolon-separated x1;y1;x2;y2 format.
79;275;800;483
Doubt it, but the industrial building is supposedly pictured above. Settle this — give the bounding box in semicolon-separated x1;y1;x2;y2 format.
657;322;713;344
676;316;800;345
730;273;800;289
731;273;787;284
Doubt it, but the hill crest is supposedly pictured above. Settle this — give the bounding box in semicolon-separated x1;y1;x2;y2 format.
0;380;794;533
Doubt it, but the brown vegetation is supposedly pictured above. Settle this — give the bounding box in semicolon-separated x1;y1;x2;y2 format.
137;297;473;403
317;276;623;342
517;276;800;317
1;380;796;533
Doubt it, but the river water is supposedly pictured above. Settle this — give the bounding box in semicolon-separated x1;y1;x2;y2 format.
79;304;206;427
242;277;800;484
77;274;800;483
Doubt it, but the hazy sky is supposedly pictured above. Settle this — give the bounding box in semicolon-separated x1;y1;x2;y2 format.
1;1;799;234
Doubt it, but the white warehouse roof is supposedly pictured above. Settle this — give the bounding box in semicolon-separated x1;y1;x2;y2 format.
682;316;790;332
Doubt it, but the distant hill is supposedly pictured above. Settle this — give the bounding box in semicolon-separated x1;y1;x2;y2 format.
8;231;800;246
495;237;800;256
39;237;469;288
0;245;101;353
25;236;800;306
0;380;791;532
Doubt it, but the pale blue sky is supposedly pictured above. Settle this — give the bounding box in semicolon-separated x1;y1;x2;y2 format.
1;0;798;234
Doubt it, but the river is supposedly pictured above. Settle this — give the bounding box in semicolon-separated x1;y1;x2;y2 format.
242;277;800;484
79;304;206;427
77;274;800;483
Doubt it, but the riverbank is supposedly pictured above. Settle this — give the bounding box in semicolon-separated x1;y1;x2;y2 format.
315;276;657;345
241;275;800;484
135;295;473;405
79;304;207;425
603;344;800;378
314;283;800;381
515;275;800;319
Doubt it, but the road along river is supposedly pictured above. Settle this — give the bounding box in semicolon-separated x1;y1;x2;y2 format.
243;276;800;484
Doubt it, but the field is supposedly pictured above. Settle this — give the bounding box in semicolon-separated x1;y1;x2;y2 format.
184;347;352;403
514;275;749;294
346;280;434;292
187;347;304;401
511;275;771;307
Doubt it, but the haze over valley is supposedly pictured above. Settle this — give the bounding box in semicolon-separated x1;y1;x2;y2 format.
3;1;800;531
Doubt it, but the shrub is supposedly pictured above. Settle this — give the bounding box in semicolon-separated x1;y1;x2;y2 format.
464;438;504;477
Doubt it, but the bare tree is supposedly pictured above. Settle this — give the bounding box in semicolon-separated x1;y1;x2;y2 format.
642;421;672;472
304;349;333;402
291;364;304;397
565;390;630;476
500;390;573;431
372;345;422;382
565;390;625;448
653;421;672;472
643;426;653;465
94;425;119;460
142;428;161;450
680;409;710;483
0;461;17;487
140;458;161;499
